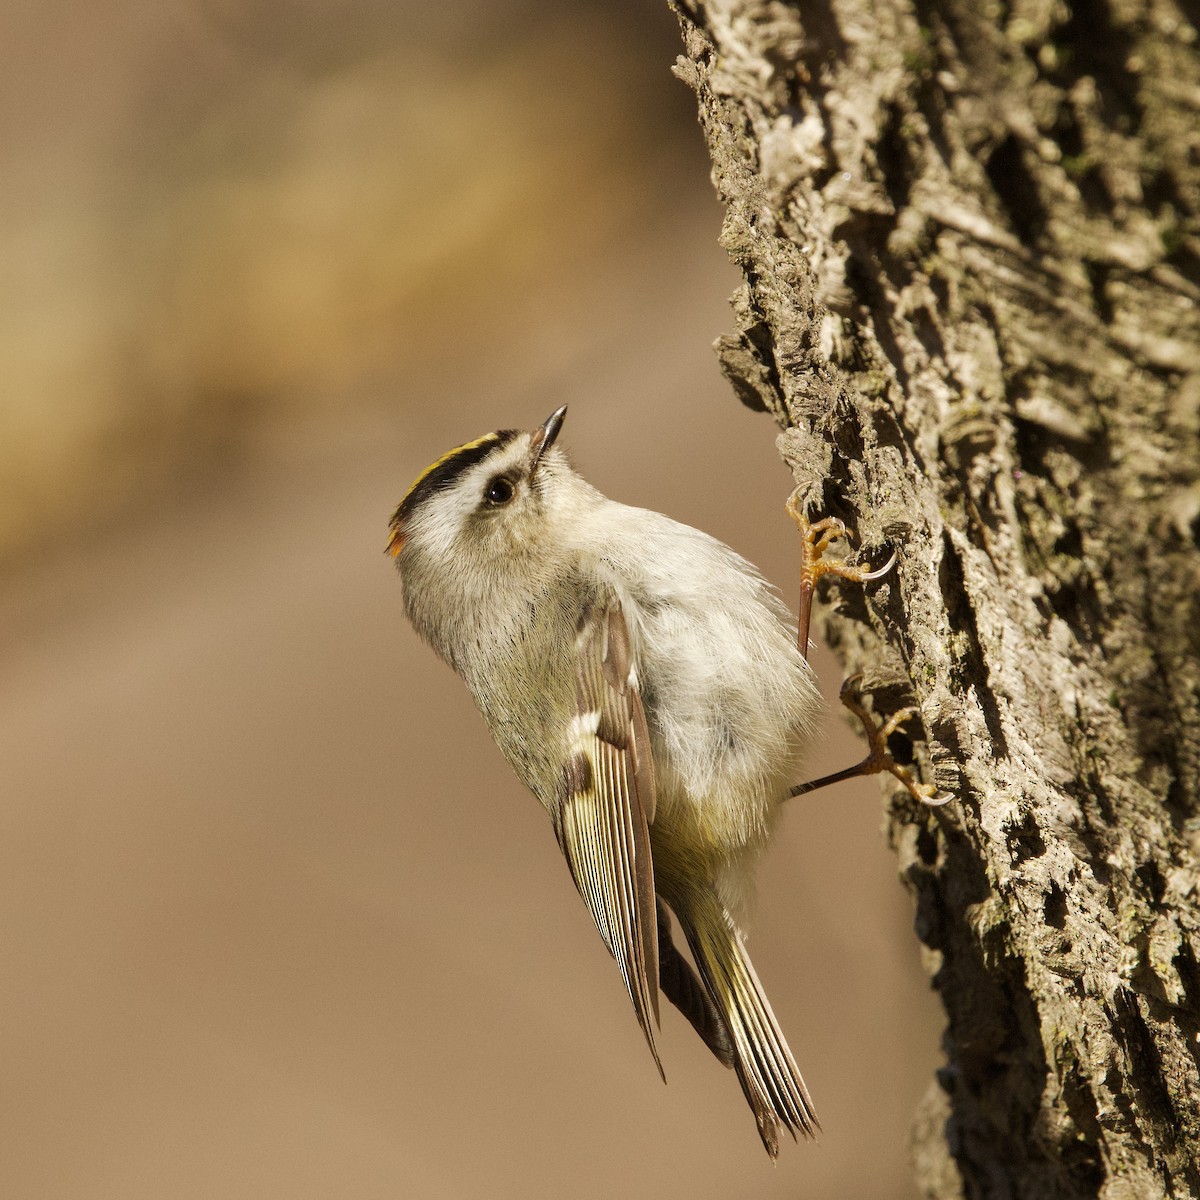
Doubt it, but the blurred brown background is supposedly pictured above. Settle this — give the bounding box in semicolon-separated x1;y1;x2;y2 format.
0;2;941;1196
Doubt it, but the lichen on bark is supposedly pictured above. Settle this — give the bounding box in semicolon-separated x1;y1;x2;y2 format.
670;0;1200;1195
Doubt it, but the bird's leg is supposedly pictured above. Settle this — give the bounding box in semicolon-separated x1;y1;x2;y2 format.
784;492;945;804
790;675;946;805
785;488;895;662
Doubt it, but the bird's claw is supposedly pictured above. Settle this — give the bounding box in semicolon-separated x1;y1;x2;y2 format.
786;491;895;589
837;675;949;807
786;488;896;659
783;494;947;807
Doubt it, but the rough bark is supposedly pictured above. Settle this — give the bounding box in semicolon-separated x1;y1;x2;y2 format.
669;0;1200;1196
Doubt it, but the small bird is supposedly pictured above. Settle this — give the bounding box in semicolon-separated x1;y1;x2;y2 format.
387;407;912;1155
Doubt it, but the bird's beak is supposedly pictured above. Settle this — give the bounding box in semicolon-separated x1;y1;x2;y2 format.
386;521;405;558
529;405;567;473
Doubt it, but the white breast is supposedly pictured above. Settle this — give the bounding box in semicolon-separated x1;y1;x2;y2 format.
580;502;821;864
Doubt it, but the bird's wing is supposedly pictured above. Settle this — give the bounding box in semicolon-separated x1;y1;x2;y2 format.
553;596;662;1076
655;898;735;1068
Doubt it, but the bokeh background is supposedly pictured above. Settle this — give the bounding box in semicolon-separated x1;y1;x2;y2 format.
0;2;942;1196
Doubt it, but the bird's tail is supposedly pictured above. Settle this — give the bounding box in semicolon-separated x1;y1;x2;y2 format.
672;892;819;1158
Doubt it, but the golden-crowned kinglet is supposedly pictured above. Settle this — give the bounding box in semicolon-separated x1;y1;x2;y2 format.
388;406;823;1156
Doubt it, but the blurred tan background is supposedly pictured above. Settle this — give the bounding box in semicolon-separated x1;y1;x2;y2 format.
0;2;942;1196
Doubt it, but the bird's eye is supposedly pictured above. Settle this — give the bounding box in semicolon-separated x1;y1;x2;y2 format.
483;475;515;506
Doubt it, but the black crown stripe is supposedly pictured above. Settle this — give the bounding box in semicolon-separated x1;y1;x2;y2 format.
390;428;521;527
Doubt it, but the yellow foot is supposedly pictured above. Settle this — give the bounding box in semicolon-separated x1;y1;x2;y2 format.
790;675;949;806
786;489;896;659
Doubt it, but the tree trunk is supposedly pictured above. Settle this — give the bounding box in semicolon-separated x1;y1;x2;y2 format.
668;0;1200;1195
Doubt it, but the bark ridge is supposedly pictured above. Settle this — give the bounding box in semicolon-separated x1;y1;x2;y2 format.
671;0;1200;1195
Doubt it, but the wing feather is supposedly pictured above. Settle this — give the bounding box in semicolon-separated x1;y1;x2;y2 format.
555;598;661;1075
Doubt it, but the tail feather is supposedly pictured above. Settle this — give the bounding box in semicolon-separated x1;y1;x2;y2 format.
656;900;736;1068
674;895;819;1158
